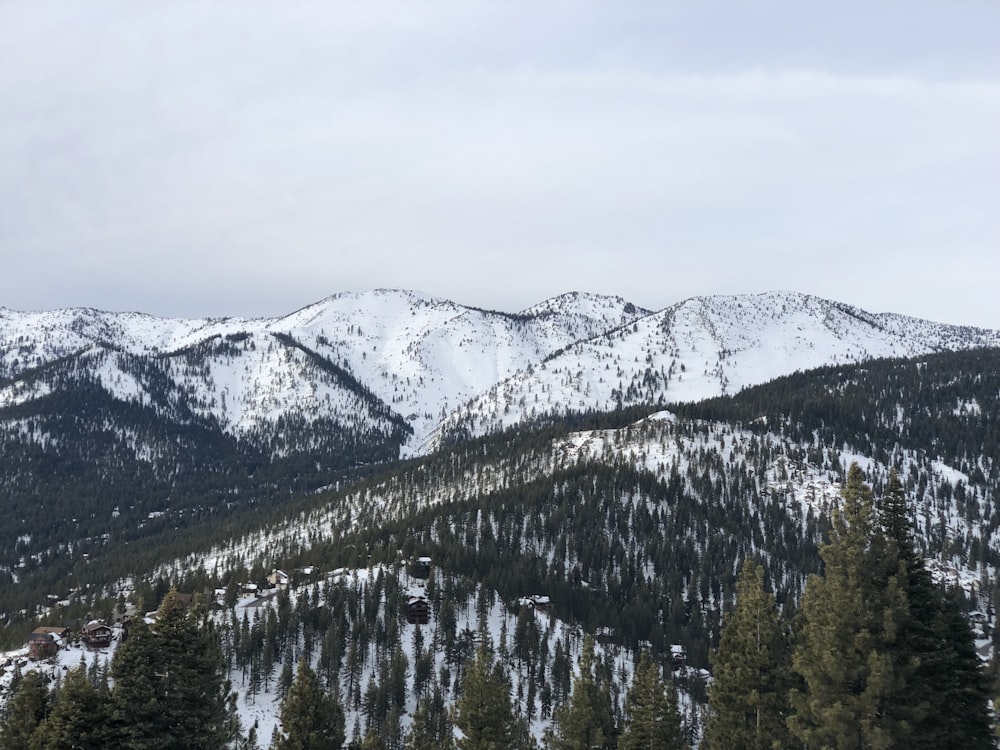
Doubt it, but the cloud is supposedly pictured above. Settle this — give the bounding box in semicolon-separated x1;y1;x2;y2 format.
0;2;997;327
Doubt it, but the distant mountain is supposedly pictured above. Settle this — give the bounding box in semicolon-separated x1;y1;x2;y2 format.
2;288;999;614
3;290;996;459
429;291;1000;448
5;291;1000;743
0;289;650;454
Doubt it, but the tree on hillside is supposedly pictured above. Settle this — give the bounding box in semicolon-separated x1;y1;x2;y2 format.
108;589;240;748
876;472;992;747
789;464;994;748
272;658;345;750
548;635;616;750
617;652;685;750
453;641;518;750
702;560;791;750
789;463;909;749
405;694;454;750
0;670;48;750
27;663;110;749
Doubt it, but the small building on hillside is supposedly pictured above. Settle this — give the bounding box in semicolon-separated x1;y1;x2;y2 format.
267;569;290;588
517;595;551;612
405;596;430;625
670;644;687;671
410;557;432;579
81;621;113;649
28;627;68;660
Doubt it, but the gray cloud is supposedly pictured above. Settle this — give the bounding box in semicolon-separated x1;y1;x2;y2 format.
1;1;998;327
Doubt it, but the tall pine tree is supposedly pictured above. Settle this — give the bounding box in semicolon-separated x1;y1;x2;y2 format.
789;463;908;749
0;670;48;750
702;560;791;750
28;663;110;749
108;589;240;748
790;464;994;748
549;635;616;750
272;658;345;750
617;652;685;750
453;641;517;750
877;472;993;747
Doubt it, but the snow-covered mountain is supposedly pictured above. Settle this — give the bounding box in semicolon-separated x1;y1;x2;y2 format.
2;289;998;459
428;291;1000;449
0;289;650;454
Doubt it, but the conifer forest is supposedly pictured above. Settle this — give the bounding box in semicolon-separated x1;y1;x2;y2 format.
4;337;1000;747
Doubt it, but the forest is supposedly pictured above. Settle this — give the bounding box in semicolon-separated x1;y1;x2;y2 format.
3;348;1000;746
1;466;993;748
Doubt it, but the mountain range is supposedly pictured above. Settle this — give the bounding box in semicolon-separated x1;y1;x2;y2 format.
4;289;997;458
4;288;1000;743
2;288;999;618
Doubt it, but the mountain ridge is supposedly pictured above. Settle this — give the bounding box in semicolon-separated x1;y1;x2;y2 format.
3;289;999;458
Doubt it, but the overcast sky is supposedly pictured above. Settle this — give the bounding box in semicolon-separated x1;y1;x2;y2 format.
1;2;998;327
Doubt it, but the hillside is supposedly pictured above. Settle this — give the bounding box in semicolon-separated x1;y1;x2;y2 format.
2;290;1000;631
3;343;1000;745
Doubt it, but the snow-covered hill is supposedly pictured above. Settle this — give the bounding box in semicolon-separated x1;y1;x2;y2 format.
0;290;649;453
2;289;998;458
428;291;1000;449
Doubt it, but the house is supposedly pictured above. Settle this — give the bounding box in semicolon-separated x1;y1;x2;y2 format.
267;569;290;588
410;557;432;579
81;621;113;649
517;594;551;612
670;644;687;671
28;627;67;660
113;603;137;625
405;596;430;625
173;592;195;608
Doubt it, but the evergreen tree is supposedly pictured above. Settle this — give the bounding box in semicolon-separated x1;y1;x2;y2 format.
272;658;345;750
702;560;791;750
405;695;454;750
28;664;110;750
453;642;516;750
0;670;48;750
921;587;994;747
876;471;993;747
549;635;616;750
108;589;240;748
789;463;908;749
617;652;685;750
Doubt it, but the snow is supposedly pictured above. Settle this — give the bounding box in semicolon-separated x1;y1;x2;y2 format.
6;289;996;460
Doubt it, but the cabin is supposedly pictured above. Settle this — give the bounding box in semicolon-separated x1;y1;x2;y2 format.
28;627;67;660
81;621;113;649
114;603;137;625
409;557;433;579
670;644;687;671
517;594;551;612
405;596;431;625
267;569;290;588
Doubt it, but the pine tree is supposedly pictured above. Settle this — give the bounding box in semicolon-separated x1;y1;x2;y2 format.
0;670;48;750
453;642;516;750
789;463;908;749
27;664;110;750
617;652;685;750
272;658;345;750
921;587;994;747
108;589;240;748
702;560;791;750
549;635;616;750
405;695;454;750
876;471;994;747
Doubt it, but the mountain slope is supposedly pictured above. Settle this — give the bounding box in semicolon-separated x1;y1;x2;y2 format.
430;291;1000;447
2;289;1000;631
